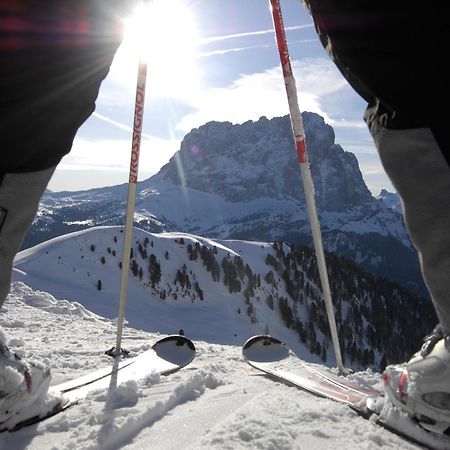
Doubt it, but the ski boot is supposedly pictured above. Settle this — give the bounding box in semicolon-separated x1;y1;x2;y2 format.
383;326;450;435
0;337;52;431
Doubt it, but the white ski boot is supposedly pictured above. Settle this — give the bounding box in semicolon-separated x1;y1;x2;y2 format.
383;329;450;435
0;338;52;431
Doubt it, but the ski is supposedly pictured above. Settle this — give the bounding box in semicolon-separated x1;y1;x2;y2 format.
3;397;74;433
243;335;450;450
1;334;196;432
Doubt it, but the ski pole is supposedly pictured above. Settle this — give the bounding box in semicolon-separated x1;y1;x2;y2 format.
269;0;344;374
109;59;148;357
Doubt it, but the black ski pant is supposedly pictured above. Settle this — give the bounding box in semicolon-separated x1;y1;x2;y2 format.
0;2;123;307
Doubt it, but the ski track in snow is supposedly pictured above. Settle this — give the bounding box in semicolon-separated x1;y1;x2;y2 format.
0;283;428;449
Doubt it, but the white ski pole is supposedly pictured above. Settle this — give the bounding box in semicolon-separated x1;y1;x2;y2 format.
110;60;148;357
269;0;344;374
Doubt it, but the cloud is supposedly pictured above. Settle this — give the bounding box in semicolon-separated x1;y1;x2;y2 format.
331;120;367;129
201;24;314;44
58;135;179;175
198;43;274;58
101;23;316;105
92;112;155;139
49;134;181;192
176;57;348;132
198;39;316;58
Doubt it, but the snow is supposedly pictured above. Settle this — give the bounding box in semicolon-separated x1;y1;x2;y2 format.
1;283;435;449
1;226;446;448
12;227;324;362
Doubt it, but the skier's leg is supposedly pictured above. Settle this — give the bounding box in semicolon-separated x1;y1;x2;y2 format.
0;169;56;430
0;2;127;428
0;167;56;307
369;122;450;334
370;121;450;428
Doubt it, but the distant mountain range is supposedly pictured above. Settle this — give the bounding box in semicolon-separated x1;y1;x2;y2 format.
26;112;425;296
14;227;435;370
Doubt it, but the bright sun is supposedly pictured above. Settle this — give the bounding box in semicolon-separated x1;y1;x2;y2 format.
111;0;201;98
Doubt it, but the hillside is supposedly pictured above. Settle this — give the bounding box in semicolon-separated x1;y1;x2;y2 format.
14;226;435;370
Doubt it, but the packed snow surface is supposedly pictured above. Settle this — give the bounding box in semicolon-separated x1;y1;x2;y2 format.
0;283;429;450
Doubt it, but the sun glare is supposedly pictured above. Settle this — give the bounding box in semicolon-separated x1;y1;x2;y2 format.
112;0;201;98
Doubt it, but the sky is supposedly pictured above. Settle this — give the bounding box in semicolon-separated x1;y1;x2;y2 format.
48;0;393;195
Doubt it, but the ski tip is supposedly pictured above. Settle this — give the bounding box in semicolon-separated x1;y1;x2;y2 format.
152;335;196;367
242;335;290;363
154;334;196;351
243;335;284;350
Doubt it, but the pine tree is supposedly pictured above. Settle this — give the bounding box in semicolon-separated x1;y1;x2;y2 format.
265;271;275;285
194;281;204;300
379;354;388;371
130;259;139;277
321;344;327;362
265;253;277;267
149;254;161;286
138;242;147;259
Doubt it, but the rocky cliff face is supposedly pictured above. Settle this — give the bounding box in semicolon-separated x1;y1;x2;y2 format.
159;113;373;212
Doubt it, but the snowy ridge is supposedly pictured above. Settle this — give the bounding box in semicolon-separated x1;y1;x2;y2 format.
0;283;430;449
13;226;434;371
13;227;322;359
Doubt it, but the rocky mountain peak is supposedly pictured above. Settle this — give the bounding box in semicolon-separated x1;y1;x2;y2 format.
156;112;372;211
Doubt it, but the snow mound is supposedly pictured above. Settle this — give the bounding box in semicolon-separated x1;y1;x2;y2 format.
11;282;104;321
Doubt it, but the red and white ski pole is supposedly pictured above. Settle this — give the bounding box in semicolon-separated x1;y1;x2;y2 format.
109;60;148;357
269;0;344;374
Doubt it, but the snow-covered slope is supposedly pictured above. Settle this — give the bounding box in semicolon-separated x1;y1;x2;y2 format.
0;283;425;450
13;226;434;372
13;227;308;356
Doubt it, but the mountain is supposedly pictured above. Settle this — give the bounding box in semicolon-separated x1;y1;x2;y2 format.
2;281;424;450
377;189;402;213
14;226;435;370
27;113;425;296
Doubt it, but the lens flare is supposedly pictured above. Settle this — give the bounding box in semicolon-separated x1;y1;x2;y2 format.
111;0;201;99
